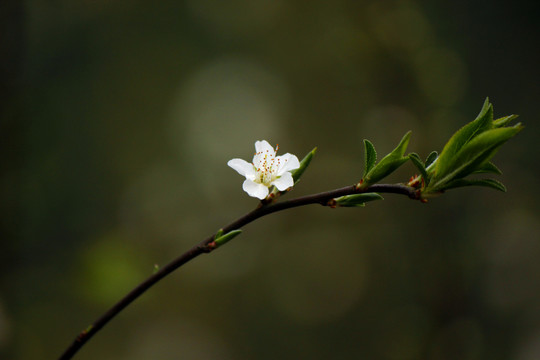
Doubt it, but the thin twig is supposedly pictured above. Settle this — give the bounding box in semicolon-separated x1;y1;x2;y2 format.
58;183;418;360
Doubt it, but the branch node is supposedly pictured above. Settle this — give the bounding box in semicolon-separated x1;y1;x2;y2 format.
198;243;215;253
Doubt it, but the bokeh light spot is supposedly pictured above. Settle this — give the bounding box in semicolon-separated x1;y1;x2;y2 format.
79;231;147;306
169;56;290;200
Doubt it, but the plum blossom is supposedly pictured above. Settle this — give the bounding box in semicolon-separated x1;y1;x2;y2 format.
228;140;300;200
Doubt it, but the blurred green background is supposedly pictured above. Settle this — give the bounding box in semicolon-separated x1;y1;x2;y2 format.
2;0;540;359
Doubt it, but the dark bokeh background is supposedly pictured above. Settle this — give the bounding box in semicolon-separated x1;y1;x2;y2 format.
2;1;540;359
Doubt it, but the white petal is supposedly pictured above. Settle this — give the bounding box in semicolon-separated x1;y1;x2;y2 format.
242;179;269;199
276;153;300;174
228;159;256;180
272;172;294;191
254;140;275;156
252;152;263;167
253;141;275;167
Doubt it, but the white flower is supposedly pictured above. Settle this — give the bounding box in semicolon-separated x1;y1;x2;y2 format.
228;140;301;200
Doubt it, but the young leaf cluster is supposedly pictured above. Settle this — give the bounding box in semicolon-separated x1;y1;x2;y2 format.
359;131;411;188
417;98;522;197
357;98;522;201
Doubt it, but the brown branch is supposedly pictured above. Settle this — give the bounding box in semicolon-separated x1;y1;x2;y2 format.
58;183;419;360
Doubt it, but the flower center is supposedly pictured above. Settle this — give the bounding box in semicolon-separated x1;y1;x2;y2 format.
254;146;281;185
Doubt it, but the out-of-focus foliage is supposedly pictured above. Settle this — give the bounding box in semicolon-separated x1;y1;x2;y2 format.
2;1;540;359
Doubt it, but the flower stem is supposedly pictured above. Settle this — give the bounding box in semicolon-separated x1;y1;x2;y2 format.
58;183;418;360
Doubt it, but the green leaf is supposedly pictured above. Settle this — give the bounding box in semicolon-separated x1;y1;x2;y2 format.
408;152;428;180
362;139;377;178
361;131;411;187
472;162;502;175
214;229;224;239
420;99;522;198
214;229;242;247
441;178;507;192
334;192;384;207
435;98;494;178
291;147;317;184
425;151;438;168
493;114;519;128
429;124;522;191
